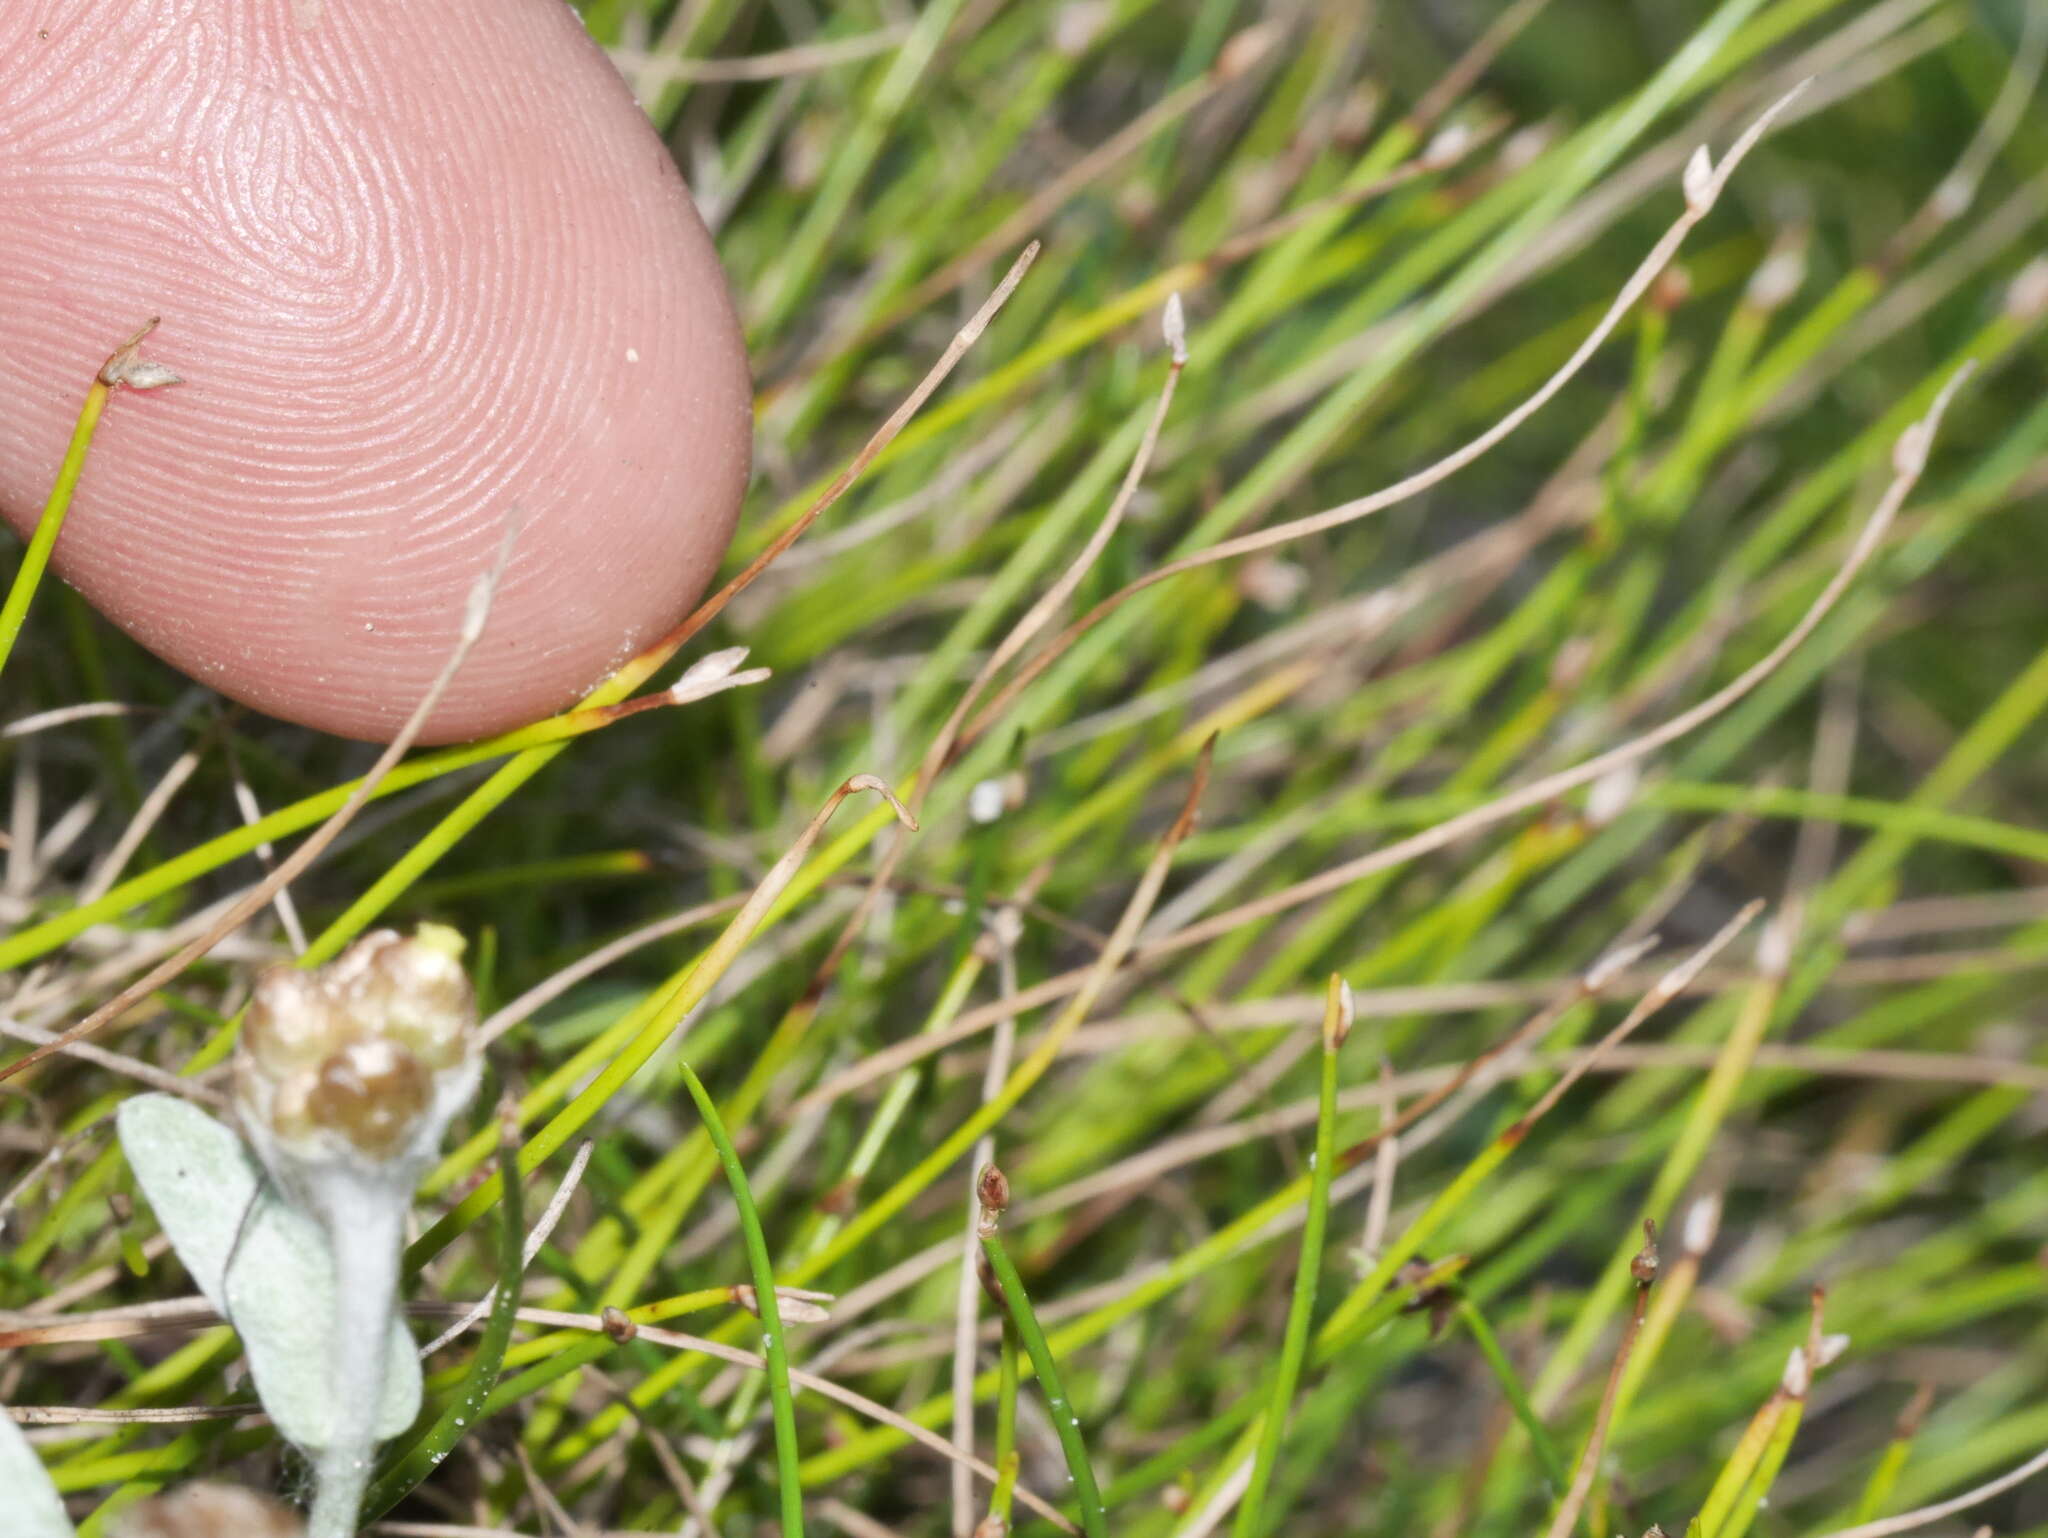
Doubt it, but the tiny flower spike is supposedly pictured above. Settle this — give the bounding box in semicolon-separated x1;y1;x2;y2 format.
976;1162;1011;1235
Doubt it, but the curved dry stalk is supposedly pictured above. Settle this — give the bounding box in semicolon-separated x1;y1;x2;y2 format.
735;296;1188;1110
417;1140;596;1357
1138;363;1966;958
6;1403;253;1427
0;1016;223;1106
3;702;142;739
1542;1226;1659;1538
221;728;310;955
78;743;204;905
841;358;1970;1054
929;304;1187;784
1814;1445;2048;1538
1;516;524;1084
1507;903;1762;1144
791;915;2023;1123
955;81;1810;753
475;894;753;1047
795;918;1654;1125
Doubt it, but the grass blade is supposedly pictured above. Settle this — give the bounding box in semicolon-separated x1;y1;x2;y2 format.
1233;974;1349;1538
976;1166;1107;1538
678;1059;804;1538
0;321;176;682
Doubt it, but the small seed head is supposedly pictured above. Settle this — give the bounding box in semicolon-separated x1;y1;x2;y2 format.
1586;762;1641;828
967;778;1008;825
98;318;182;392
732;1284;832;1324
1500;121;1555;172
115;361;182;390
1323;974;1354;1050
1213;22;1276;81
1682;145;1716;214
1631;1219;1661;1285
1162;292;1188;364
1746;241;1807;312
1681;1190;1723;1258
1782;1344;1812;1397
1422;121;1472;169
977;1163;1011;1224
1051;0;1110;58
601;1305;638;1343
1928;174;1972;225
1893;421;1931;478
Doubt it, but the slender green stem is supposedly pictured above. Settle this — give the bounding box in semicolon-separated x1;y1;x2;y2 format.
678;1060;804;1538
1694;1395;1785;1538
0;379;109;681
1456;1296;1571;1496
1718;1397;1804;1538
1234;974;1346;1538
992;1317;1021;1526
980;1224;1108;1538
1852;1391;1930;1525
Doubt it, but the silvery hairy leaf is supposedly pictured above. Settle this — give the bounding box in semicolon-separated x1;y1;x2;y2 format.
0;1410;77;1537
115;1094;421;1449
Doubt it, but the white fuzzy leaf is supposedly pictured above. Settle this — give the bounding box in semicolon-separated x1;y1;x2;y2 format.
115;1095;421;1449
0;1413;76;1537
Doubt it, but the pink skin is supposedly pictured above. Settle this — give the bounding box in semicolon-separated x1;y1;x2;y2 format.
0;0;753;744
